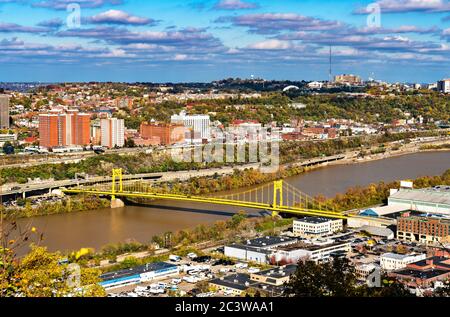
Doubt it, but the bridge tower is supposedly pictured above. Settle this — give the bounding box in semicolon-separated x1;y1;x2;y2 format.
111;168;123;200
272;180;283;217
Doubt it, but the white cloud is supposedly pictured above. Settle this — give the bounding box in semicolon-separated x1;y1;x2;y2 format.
246;39;292;50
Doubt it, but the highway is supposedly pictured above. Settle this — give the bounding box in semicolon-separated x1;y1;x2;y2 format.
0;153;347;199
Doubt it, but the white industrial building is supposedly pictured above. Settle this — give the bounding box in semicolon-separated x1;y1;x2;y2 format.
293;217;343;238
437;79;450;93
380;253;426;271
224;236;297;264
355;186;450;221
388;186;450;216
271;239;351;264
171;111;211;142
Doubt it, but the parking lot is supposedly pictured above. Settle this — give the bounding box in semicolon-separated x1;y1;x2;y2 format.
106;252;263;297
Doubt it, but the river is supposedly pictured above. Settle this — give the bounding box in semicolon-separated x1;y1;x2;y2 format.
15;151;450;254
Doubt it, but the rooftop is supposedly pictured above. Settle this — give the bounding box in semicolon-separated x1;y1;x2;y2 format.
276;240;350;252
409;256;450;270
294;217;338;224
210;273;253;291
242;236;297;249
381;253;423;261
100;262;177;282
389;186;450;206
393;269;450;280
252;265;297;279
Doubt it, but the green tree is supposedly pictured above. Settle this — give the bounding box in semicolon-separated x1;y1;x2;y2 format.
1;246;105;297
285;257;358;297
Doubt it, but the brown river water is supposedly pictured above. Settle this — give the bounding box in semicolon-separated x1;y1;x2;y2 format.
15;151;450;254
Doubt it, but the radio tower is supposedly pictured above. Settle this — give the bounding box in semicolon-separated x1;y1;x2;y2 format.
329;45;332;83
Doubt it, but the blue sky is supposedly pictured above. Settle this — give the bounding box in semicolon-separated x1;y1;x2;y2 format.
0;0;449;83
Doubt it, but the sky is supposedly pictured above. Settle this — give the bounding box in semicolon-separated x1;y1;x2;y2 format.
0;0;449;83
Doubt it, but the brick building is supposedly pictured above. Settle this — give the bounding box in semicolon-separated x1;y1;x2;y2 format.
140;122;185;145
389;256;450;288
397;214;450;245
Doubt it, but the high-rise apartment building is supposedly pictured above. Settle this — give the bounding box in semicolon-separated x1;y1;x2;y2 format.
39;111;91;148
0;94;10;129
101;118;125;148
437;79;450;93
171;111;210;141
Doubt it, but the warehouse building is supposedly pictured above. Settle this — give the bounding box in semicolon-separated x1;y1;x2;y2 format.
388;186;450;216
100;262;179;289
270;239;351;264
224;236;297;264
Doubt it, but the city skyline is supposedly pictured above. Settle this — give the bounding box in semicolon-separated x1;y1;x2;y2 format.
0;0;449;83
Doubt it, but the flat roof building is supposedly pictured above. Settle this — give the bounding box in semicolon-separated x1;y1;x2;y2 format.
380;253;427;271
389;256;450;288
140;122;185;145
250;264;297;286
389;186;450;216
397;214;450;245
224;236;297;264
209;273;286;297
293;217;343;238
270;240;351;265
100;262;179;289
437;79;450;93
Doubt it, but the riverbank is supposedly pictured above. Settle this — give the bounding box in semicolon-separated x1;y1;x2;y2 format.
2;195;110;218
317;138;450;168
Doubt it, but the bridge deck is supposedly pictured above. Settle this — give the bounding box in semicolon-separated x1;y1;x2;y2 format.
63;188;348;219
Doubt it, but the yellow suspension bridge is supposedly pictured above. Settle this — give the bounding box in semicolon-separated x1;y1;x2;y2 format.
63;169;347;220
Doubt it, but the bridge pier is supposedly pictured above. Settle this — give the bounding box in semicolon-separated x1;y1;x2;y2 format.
111;198;125;209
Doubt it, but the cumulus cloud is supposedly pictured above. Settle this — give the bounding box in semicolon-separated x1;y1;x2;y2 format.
216;13;343;34
354;0;450;14
213;0;259;10
37;18;64;29
31;0;123;10
246;39;292;50
88;10;157;26
0;22;48;33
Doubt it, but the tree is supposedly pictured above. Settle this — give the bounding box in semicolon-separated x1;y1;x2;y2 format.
195;281;210;293
285;257;359;297
2;141;14;155
1;212;105;297
285;257;413;297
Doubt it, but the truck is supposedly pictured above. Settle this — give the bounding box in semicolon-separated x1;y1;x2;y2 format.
169;254;181;262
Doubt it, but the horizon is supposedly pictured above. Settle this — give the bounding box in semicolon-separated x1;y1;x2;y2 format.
0;0;449;82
